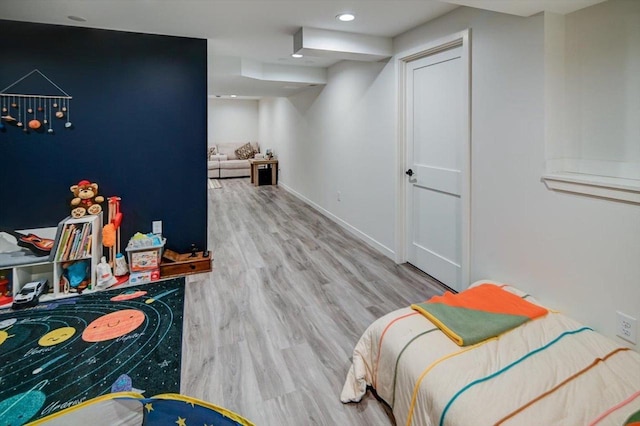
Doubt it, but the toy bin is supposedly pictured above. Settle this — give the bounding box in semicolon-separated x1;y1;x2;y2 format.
129;269;160;285
126;238;166;272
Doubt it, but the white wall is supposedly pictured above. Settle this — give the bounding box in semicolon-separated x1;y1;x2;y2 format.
259;4;640;344
259;60;397;256
208;98;259;147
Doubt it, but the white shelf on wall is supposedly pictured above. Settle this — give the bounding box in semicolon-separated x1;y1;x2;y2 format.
542;5;640;205
542;172;640;205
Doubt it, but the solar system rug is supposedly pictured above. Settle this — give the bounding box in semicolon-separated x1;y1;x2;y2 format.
0;277;185;425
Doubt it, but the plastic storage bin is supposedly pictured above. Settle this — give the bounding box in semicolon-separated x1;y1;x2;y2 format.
126;238;166;272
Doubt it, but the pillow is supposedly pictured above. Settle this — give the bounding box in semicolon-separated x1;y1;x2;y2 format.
207;146;217;159
235;142;256;160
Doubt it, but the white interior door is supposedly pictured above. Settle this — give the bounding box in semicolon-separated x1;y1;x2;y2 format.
405;45;469;291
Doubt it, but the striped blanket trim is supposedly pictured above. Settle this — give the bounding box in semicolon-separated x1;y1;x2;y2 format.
405;337;498;426
496;347;630;425
437;326;593;426
373;311;419;388
590;390;640;426
390;327;438;408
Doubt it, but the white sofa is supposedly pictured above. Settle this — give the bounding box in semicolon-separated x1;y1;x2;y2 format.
207;142;263;178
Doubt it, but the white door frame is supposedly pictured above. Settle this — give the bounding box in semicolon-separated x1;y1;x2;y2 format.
395;29;471;288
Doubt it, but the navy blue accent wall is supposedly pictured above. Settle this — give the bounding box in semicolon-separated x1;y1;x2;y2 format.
0;20;208;253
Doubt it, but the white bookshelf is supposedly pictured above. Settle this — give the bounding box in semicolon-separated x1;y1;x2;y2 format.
0;213;103;307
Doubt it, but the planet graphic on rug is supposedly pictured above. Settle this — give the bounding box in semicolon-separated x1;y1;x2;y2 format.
33;353;68;375
0;318;16;329
111;373;145;394
0;321;29;350
110;290;147;302
0;328;14;346
145;288;180;304
0;380;48;424
82;309;145;342
38;326;76;347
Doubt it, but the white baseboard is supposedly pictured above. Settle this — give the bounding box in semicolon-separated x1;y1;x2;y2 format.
280;183;396;260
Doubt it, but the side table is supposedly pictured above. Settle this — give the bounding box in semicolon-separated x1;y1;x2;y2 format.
249;159;278;186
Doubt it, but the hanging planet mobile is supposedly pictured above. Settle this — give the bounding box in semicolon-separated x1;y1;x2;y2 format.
1;70;74;134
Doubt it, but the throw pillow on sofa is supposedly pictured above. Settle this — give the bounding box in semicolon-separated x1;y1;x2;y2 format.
235;142;256;160
207;146;217;159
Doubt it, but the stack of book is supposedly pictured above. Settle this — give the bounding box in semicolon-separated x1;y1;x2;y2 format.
55;222;93;261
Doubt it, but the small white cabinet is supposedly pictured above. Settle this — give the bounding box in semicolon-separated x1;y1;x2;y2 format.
0;214;103;307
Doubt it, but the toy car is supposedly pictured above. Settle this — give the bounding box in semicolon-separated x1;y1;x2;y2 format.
12;279;49;309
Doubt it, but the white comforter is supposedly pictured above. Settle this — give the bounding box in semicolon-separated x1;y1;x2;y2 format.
341;283;640;426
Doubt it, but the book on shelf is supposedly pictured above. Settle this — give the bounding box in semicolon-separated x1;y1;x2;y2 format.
56;224;74;261
63;227;77;261
54;220;94;261
77;222;92;259
55;225;71;261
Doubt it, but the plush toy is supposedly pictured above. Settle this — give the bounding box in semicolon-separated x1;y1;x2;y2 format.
70;180;105;218
59;260;90;294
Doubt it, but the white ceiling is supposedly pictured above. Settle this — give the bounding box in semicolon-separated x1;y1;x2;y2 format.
0;0;606;98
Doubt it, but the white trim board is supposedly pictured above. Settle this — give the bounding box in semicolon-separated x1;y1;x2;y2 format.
542;172;640;205
279;183;396;259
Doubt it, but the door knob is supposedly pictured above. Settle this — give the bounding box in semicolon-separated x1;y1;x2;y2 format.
405;169;414;177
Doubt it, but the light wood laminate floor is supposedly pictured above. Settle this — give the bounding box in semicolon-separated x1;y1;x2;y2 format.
181;178;448;425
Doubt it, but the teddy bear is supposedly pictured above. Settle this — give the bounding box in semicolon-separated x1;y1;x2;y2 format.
70;180;105;218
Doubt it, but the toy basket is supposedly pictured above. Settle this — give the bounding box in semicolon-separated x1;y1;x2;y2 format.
125;238;165;272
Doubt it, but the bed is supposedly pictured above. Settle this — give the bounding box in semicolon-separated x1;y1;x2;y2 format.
341;281;640;426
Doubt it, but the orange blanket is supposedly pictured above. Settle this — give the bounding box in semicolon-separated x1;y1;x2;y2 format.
411;283;548;346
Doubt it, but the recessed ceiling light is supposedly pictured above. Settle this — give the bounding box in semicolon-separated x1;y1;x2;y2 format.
336;13;355;22
230;95;237;98
291;53;303;58
67;15;87;22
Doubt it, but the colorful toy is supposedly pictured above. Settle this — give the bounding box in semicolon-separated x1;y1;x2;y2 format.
11;279;49;309
96;256;117;288
70;180;104;218
103;196;128;283
59;260;90;294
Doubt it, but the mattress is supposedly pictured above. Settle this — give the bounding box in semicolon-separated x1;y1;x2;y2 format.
341;281;640;425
